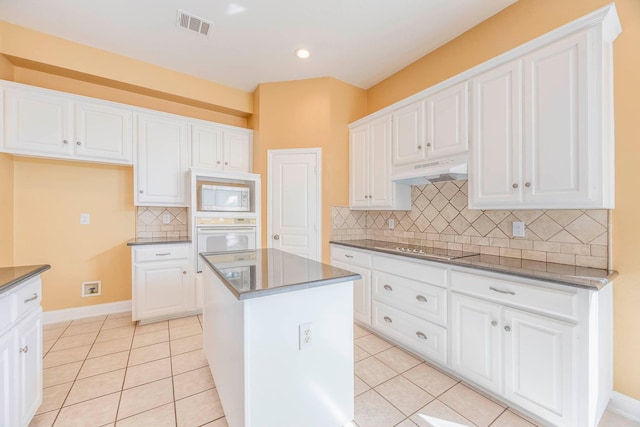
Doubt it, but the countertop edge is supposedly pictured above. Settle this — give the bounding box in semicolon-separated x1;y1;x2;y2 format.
200;252;361;300
0;264;51;295
330;240;616;290
127;238;192;246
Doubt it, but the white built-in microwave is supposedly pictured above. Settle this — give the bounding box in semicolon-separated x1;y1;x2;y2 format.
200;184;250;212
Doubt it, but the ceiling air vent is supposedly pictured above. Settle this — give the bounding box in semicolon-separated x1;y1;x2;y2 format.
176;9;212;36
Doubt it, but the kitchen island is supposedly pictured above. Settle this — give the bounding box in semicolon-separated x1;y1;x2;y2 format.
200;249;361;427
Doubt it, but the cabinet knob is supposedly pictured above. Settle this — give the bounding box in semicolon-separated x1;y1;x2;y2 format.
491;320;497;327
273;234;280;240
504;325;511;332
19;346;29;354
525;182;531;188
225;162;228;165
426;142;432;147
217;161;221;164
416;331;427;340
383;316;392;323
369;195;372;199
417;145;422;149
76;141;81;146
416;295;427;303
63;140;69;144
139;190;144;194
383;284;393;291
183;271;187;275
512;183;519;189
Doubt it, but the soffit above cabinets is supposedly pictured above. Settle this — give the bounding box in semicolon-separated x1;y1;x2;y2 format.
0;0;517;91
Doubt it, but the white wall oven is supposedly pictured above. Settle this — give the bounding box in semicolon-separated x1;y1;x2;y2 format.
196;216;257;273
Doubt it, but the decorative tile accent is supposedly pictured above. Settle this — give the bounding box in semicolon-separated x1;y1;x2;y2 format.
332;180;610;267
136;207;189;239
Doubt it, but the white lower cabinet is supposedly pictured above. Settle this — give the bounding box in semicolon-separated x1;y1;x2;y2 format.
330;245;372;326
329;243;612;427
131;244;194;322
0;276;44;427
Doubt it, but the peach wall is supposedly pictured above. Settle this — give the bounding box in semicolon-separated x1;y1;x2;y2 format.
0;20;252;117
252;78;366;262
11;68;247;128
366;0;640;401
12;157;135;311
0;153;14;267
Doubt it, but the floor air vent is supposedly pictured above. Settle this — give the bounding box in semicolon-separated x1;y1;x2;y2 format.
177;9;212;36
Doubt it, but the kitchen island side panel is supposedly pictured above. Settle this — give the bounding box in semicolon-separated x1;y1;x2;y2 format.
202;266;246;427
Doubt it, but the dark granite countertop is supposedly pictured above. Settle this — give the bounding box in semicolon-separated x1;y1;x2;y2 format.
330;239;617;290
200;249;361;300
127;237;191;246
0;265;51;295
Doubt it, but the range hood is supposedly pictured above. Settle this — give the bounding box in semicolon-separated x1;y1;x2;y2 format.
391;156;468;186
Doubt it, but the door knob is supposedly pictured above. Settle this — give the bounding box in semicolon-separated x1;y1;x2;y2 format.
273;234;280;240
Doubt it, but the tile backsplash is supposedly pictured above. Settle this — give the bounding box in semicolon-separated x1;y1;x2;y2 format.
136;207;188;239
332;180;610;269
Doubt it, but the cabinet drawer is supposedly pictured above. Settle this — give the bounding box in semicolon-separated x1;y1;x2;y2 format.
14;278;42;320
373;255;447;287
372;301;447;365
134;245;189;263
372;271;447;326
331;246;371;268
450;271;578;320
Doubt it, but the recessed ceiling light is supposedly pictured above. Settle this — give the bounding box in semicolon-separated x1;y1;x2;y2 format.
294;48;311;59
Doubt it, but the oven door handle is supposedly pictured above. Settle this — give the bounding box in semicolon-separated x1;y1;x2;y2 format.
197;227;256;234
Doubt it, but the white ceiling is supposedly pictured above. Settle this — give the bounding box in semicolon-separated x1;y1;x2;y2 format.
0;0;517;92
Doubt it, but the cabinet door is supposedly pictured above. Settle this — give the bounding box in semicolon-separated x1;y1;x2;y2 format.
136;114;189;206
425;82;469;159
523;32;591;206
134;262;190;321
192;124;223;170
469;61;523;209
349;124;369;208
450;293;502;393
333;261;371;326
223;130;251;172
4;88;72;156
0;330;17;427
368;116;393;208
503;308;574;426
392;101;425;166
74;102;133;164
16;308;42;427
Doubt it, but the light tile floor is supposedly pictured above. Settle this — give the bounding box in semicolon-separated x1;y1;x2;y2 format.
30;313;639;427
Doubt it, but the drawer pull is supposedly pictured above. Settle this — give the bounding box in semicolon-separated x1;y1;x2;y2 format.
416;295;427;303
383;284;393;291
489;287;515;296
416;331;427;340
383;316;392;323
24;293;38;303
155;253;171;256
19;346;29;354
491;320;497;327
504;325;511;332
344;254;354;258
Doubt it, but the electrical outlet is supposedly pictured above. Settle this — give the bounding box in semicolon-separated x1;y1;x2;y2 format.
162;214;171;224
299;322;312;350
513;222;525;237
80;213;90;225
388;218;395;230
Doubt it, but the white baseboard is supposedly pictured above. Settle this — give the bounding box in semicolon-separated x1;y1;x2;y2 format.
608;391;640;423
43;300;132;324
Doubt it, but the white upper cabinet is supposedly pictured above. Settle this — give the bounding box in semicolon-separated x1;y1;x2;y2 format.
349;117;410;210
425;81;469;160
191;124;252;173
470;15;618;209
2;82;133;165
135;113;190;206
74;101;133;163
392;101;425;166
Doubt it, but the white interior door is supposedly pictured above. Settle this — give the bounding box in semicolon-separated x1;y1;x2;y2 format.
268;149;321;261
